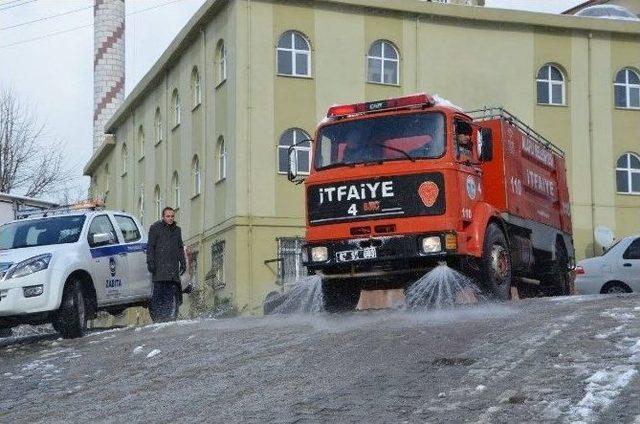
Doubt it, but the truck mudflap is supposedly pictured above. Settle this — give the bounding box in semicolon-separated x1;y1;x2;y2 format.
304;233;458;282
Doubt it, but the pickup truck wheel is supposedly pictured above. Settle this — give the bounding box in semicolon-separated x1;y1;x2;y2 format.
0;328;12;338
149;284;179;323
53;280;87;339
480;224;512;301
322;279;359;313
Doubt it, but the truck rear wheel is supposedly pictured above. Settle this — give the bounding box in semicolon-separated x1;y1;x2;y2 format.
480;223;512;300
321;279;359;313
541;240;571;296
53;279;87;339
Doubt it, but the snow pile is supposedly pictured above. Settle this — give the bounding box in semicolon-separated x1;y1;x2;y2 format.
568;366;638;422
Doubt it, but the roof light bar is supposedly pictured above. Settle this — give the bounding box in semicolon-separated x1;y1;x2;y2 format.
326;93;435;118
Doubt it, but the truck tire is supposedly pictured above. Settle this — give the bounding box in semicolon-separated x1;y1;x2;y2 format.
480;223;512;300
53;280;87;339
541;240;571;296
322;279;359;313
149;284;179;323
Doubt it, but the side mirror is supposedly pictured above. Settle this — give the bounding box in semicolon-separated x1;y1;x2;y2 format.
91;232;114;247
478;128;493;162
287;138;312;185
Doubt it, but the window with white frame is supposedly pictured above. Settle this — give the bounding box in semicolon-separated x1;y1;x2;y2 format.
138;126;145;159
536;64;566;105
154;185;161;220
216;40;227;85
121;144;128;176
614;68;640;109
616;153;640;194
277;31;311;77
192;155;201;196
367;40;399;85
191;66;201;108
154;107;163;144
205;240;225;291
278;128;311;175
217;136;226;182
171;89;181;127
172;171;181;208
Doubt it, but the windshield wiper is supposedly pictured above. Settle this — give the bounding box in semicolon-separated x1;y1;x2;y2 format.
372;142;416;162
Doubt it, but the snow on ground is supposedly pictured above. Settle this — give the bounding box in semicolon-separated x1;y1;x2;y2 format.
146;349;161;358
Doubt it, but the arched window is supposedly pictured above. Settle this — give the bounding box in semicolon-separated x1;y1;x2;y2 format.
616;153;640;194
121;144;128;176
367;40;399;85
154;185;161;220
137;126;145;159
191;66;201;107
278;128;311;175
105;163;110;193
277;31;311;77
536;64;566;105
154;107;163;144
614;68;640;109
192;155;201;195
172;171;181;208
217;136;226;181
216;40;227;85
138;194;144;226
171;89;181;127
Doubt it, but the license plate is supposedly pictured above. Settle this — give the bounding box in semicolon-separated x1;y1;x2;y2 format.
335;246;377;262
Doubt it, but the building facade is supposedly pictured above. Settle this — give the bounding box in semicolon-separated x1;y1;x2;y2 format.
84;0;640;315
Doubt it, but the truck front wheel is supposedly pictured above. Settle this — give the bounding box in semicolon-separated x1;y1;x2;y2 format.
480;224;512;300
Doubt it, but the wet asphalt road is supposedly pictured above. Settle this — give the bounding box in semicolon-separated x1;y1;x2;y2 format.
2;295;640;424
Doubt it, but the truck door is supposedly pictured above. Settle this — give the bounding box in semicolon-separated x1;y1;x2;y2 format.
87;214;128;305
113;214;151;300
454;119;482;223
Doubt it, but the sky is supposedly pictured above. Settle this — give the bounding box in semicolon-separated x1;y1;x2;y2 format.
0;0;584;201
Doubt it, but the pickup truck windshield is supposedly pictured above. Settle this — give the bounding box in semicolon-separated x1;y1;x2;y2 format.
315;112;445;169
0;215;86;250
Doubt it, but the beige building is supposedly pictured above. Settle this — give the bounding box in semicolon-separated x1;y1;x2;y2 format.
84;0;640;315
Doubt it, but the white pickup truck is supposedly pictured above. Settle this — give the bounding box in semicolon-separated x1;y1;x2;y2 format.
0;208;189;339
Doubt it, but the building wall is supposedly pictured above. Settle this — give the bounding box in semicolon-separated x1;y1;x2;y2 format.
89;0;640;315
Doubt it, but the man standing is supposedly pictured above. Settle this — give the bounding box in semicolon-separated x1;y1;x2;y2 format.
146;207;186;322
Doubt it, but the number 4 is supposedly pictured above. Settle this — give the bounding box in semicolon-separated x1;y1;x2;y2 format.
348;204;358;216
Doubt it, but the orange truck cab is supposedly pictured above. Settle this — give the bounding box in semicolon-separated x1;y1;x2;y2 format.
288;94;574;311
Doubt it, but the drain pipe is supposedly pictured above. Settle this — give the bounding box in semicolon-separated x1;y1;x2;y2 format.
246;0;255;310
587;32;596;257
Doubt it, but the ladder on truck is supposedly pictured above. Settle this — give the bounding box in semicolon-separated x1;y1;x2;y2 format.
466;107;565;158
15;200;105;220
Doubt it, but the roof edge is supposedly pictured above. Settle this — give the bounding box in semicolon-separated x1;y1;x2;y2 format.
83;135;117;176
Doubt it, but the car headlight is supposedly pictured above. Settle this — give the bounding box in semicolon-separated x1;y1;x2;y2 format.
5;254;52;279
422;236;442;253
310;246;328;262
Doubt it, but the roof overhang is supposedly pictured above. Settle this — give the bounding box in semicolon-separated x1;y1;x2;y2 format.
83;134;116;176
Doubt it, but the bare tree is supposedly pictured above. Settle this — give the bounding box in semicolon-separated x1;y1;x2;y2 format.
0;88;73;198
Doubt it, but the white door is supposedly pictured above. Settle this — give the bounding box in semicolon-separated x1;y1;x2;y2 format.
113;214;151;299
87;214;128;305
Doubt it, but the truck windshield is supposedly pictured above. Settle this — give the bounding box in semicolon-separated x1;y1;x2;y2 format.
315;112;445;169
0;215;86;250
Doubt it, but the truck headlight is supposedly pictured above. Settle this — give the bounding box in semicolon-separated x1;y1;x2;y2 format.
5;254;52;280
310;246;328;262
422;236;442;253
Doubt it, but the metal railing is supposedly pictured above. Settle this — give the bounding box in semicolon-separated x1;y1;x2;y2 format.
466;107;565;158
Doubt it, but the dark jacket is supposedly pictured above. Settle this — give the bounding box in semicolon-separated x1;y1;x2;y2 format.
146;220;186;282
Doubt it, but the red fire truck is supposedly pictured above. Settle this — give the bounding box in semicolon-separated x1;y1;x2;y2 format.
288;94;574;311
